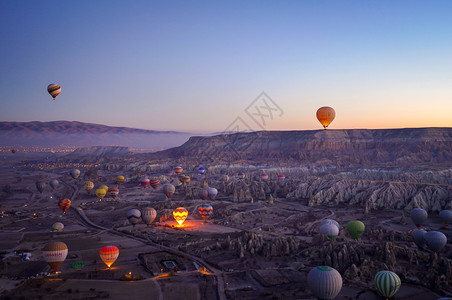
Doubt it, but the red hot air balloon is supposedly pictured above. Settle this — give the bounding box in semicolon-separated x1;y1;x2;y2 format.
58;198;71;214
140;177;150;188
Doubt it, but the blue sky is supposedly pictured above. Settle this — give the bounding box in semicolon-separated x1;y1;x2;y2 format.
1;0;451;132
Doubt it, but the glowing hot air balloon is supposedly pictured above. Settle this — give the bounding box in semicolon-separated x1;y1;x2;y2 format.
99;245;119;269
70;169;80;179
198;189;209;200
174;166;183;175
308;266;342;300
162;184;175;199
52;222;64;231
127;209;141;227
116;175;125;185
109;187;119;199
140;177;150;188
84;181;94;194
99;185;109;193
374;270;401;300
173;207;188;226
47;84;61;100
58;198;71;213
49;179;59;190
142;207;157;226
95;188;106;200
346;220;365;240
36;180;47;194
207;187;218;200
150;178;160;190
42;241;68;271
198;204;213;222
316;106;335;129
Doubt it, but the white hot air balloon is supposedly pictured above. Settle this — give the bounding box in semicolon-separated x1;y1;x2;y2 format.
308;266;342;300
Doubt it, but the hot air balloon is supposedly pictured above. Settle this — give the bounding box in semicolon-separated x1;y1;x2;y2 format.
374;270;401;300
411;208;428;228
116;175;125;185
52;222;64;231
100;245;119;269
222;175;229;182
70;169;80;179
11;149;17;154
95;188;106;200
165;169;173;176
49;179;59;190
198;204;213;222
42;241;68;271
84;181;94;194
321;219;340;229
173;207;188;226
127;209;141;227
439;210;452;227
277;174;285;181
319;223;339;239
181;175;190;185
198;167;206;175
425;231;447;252
346;220;365;240
198;189;208;200
238;172;245;180
140;177;150;188
47;84;61;100
162;184;175;199
70;261;86;271
260;173;269;181
150;178;160;190
58;198;71;213
411;229;426;249
142;207;157;226
36;180;46;193
307;266;342;300
207;187;218;200
109;187;119;199
174;166;183;175
316;106;335;129
99;185;109;193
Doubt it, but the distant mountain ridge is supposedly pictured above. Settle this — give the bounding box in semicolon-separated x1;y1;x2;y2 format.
0;121;183;134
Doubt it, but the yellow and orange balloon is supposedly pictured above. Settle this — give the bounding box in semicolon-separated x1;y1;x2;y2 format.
95;188;106;200
58;198;71;213
173;207;188;226
316;106;335;129
100;245;119;268
84;181;94;194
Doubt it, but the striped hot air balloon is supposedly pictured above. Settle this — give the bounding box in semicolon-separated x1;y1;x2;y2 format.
207;187;218;200
99;245;119;268
198;204;213;222
374;270;401;300
42;241;68;271
84;181;94;194
173;166;183;175
181;175;190;185
173;207;188;226
142;207;157;226
116;175;125;185
47;84;61;100
308;266;342;300
150;178;160;190
109;187;119;199
260;173;269;181
58;198;71;213
52;222;64;231
162;184;175;199
127;209;141;227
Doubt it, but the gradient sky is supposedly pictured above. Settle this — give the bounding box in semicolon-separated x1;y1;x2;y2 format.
1;0;452;132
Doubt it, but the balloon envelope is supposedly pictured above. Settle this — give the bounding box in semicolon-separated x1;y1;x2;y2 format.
70;261;86;270
411;208;428;228
84;181;94;193
52;222;64;231
198;189;209;200
198;204;213;221
316;106;336;129
127;209;141;226
207;187;218;200
439;210;452;225
425;231;447;252
142;207;157;225
49;179;59;190
374;270;401;299
173;207;188;226
36;180;46;193
42;241;68;271
58;198;71;213
109;187;119;199
100;245;119;268
70;169;80;179
150;178;160;189
162;184;175;198
140;177;150;187
99;185;109;193
320;223;339;239
95;189;106;200
411;229;426;249
174;166;183;175
308;266;342;300
346;220;365;239
321;219;340;229
47;84;61;100
116;175;125;184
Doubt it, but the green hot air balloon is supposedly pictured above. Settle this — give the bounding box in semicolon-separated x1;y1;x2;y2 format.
70;261;86;270
346;220;365;240
374;270;401;300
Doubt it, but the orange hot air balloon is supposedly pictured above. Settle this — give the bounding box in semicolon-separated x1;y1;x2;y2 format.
173;166;183;175
173;207;188;226
100;245;119;268
42;241;68;271
116;175;125;185
58;198;71;213
316;106;336;129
